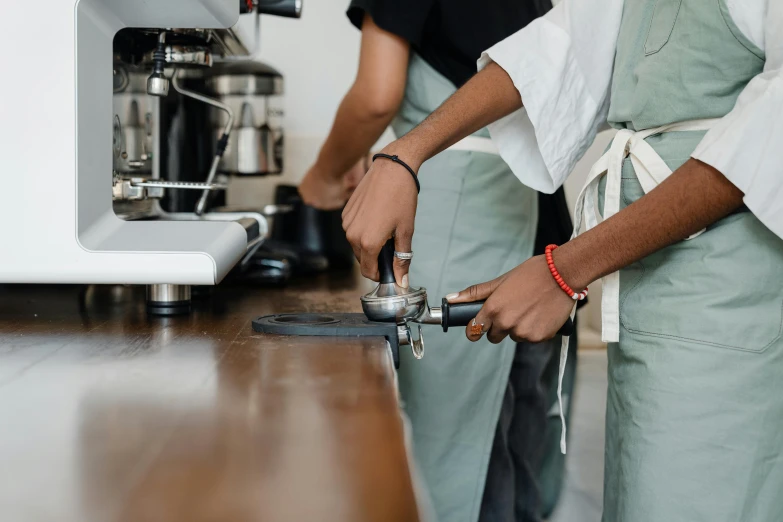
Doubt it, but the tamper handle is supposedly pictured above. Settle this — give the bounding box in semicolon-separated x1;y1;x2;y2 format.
441;298;575;337
378;239;396;284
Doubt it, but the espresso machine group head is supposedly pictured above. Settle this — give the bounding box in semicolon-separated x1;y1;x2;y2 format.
0;0;301;315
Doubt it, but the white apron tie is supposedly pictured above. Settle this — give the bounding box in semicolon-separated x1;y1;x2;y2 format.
447;136;499;155
393;127;501;156
556;118;719;453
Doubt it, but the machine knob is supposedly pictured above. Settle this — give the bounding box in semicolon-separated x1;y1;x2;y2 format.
147;73;169;97
257;0;302;18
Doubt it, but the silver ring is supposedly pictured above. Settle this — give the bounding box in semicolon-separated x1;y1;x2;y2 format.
394;251;414;260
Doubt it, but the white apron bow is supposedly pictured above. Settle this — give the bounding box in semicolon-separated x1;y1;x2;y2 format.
557;118;719;453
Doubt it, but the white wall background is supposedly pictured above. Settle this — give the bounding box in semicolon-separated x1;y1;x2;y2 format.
228;1;370;203
231;4;612;343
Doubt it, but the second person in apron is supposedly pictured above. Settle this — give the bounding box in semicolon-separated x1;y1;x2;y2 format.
298;2;573;521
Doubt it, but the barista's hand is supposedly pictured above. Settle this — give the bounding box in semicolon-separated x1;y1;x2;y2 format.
447;255;576;344
299;164;351;211
343;154;371;194
299;156;371;211
342;145;420;286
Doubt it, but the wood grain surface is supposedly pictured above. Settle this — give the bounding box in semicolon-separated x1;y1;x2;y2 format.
0;274;421;522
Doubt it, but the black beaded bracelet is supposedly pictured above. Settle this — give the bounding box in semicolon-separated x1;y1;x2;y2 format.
372;153;421;194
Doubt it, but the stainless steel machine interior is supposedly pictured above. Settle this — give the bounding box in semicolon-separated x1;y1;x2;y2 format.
204;62;285;175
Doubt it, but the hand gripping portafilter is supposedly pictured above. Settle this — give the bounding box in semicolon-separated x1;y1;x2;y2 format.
252;240;574;366
361;239;575;360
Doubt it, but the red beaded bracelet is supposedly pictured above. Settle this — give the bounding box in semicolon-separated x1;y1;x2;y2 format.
545;244;588;301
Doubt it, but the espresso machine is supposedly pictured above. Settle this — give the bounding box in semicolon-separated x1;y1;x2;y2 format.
0;0;300;315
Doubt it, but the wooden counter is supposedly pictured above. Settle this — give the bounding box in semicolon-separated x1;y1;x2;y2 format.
0;275;421;522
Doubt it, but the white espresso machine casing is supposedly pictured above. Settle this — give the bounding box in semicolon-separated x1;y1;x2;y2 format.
0;0;248;286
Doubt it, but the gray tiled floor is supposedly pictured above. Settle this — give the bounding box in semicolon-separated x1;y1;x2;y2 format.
549;350;607;522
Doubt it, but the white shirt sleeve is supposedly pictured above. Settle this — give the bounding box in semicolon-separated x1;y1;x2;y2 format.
476;0;624;194
692;0;783;238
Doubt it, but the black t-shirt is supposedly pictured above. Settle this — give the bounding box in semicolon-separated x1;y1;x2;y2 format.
347;0;551;88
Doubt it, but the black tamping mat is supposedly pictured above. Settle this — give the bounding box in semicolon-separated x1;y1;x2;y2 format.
252;313;401;368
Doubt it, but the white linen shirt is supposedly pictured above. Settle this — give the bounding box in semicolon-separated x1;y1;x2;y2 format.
478;0;783;238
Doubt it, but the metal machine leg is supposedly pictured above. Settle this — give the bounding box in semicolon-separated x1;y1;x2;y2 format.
146;284;192;316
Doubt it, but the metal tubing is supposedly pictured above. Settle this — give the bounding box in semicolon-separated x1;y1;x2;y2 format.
171;71;235;215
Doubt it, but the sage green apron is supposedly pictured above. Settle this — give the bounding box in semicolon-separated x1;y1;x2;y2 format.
599;1;783;520
392;54;539;522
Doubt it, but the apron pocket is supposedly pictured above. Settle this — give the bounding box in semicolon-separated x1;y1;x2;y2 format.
645;0;683;55
619;213;783;353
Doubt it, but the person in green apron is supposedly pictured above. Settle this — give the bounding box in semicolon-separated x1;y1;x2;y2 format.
342;0;783;520
298;2;577;521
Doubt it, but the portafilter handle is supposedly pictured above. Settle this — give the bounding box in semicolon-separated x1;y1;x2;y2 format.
439;298;575;337
378;238;397;285
257;0;303;18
